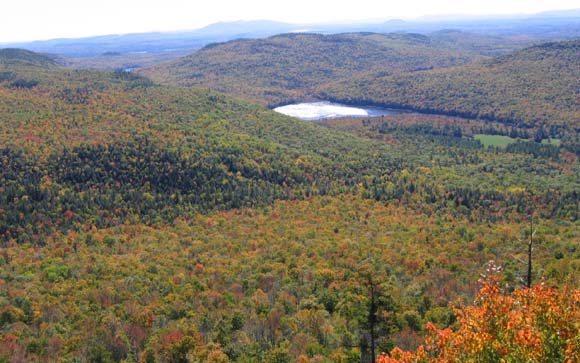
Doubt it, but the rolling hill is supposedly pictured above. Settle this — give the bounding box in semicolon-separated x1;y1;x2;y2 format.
322;39;580;131
1;48;579;363
141;34;580;134
139;32;481;106
0;48;59;67
0;48;409;242
2;47;579;244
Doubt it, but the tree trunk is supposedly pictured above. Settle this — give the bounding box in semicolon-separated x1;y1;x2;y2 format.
527;217;533;288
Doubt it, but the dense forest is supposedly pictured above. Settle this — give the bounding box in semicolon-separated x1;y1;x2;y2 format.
0;30;579;363
142;34;580;136
2;196;579;363
322;40;580;131
139;32;485;106
2;53;580;244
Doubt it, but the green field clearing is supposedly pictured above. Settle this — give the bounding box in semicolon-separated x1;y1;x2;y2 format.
474;134;518;147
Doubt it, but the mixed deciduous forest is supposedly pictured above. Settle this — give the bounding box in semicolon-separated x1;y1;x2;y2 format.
139;33;483;106
0;20;579;363
322;40;580;130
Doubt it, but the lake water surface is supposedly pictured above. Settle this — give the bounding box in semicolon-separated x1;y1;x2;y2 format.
274;101;406;120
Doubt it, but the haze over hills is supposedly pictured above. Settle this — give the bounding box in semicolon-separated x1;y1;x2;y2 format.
0;20;304;59
2;9;579;66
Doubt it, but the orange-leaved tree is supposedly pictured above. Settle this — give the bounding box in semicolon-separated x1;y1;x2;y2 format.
378;273;579;363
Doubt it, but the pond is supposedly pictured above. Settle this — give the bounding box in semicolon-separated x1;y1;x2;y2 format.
273;101;408;120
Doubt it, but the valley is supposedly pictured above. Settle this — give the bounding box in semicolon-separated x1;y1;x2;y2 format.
0;9;579;363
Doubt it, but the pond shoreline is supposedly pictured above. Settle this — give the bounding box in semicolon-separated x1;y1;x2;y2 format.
320;96;527;127
273;101;412;120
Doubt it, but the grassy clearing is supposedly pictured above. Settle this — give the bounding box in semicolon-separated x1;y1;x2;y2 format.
541;138;561;146
474;134;518;148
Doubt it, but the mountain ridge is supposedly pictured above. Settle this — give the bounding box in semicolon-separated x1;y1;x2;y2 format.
3;10;580;58
322;38;580;130
139;32;484;106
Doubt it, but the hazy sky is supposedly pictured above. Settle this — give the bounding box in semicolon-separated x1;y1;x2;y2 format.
1;0;578;42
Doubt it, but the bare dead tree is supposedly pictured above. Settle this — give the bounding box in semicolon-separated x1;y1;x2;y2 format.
526;214;536;288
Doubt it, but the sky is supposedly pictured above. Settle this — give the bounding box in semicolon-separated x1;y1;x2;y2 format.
1;0;579;43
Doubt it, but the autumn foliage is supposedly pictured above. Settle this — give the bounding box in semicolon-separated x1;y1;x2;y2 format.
378;274;580;363
1;42;580;363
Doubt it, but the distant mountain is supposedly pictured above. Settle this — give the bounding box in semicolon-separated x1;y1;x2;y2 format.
533;9;580;18
3;11;580;61
1;20;300;58
192;19;298;37
140;32;481;106
416;12;580;38
322;39;580;129
2;32;208;58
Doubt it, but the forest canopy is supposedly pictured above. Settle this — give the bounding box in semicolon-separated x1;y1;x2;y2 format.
0;33;579;363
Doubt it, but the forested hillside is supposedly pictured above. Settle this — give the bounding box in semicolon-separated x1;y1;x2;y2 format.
1;196;579;363
0;52;409;242
0;47;579;363
141;34;580;134
3;52;580;243
140;32;480;106
323;40;580;130
426;30;534;57
0;48;59;68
